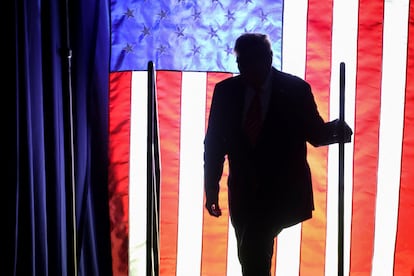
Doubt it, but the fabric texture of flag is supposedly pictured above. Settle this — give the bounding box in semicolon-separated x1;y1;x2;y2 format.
109;0;414;275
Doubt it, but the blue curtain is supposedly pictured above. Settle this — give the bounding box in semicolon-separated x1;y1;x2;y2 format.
6;0;112;274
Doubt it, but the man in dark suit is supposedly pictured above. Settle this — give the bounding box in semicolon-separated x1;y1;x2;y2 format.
204;33;352;275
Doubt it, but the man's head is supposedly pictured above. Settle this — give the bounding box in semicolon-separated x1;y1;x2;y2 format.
234;33;273;88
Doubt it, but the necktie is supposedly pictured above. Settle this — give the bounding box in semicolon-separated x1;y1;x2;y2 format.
244;89;262;145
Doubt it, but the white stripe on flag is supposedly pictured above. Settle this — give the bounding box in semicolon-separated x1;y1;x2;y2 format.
327;0;358;275
372;0;409;274
129;71;148;276
276;225;302;276
176;72;207;276
227;217;243;276
275;0;308;275
281;0;308;76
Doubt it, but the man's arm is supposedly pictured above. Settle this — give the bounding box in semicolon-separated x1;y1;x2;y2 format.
204;84;226;217
302;84;353;147
315;119;353;146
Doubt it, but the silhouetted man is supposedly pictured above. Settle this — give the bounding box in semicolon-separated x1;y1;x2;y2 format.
204;33;352;275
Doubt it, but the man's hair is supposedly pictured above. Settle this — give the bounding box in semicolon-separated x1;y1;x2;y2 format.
234;33;273;57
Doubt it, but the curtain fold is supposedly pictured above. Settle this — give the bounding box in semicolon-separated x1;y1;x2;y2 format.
6;0;113;275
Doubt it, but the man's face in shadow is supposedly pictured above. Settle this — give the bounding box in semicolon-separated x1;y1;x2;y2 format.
237;51;272;89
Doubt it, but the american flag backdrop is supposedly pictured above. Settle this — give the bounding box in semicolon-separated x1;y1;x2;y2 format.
108;0;414;275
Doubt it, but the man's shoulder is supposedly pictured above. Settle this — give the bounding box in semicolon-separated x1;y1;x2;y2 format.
273;68;308;85
215;74;241;88
272;68;311;91
211;75;242;106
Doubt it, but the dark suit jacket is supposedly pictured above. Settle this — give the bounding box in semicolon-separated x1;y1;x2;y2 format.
204;67;339;229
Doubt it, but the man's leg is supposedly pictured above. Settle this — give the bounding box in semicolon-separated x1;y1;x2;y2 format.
234;221;277;276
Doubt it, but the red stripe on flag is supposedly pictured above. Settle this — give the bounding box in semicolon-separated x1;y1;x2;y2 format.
394;2;414;275
157;71;183;276
350;1;384;274
271;240;277;275
201;72;233;276
301;0;333;274
109;71;132;275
